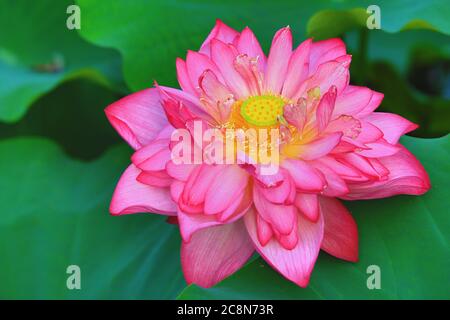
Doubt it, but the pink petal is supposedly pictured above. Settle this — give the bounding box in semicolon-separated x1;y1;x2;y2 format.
313;162;349;197
343;145;431;200
236;27;266;71
282;159;325;192
264;27;292;94
333;85;373;116
309;38;346;75
211;39;250;98
181;220;254;288
364;112;418;144
282;39;312;98
200;19;240;56
176;58;196;95
295;59;350;100
316;85;337;132
357;91;384;117
186;50;223;91
258;172;295;205
181;165;220;206
137;170;172;187
204;165;249;215
295;193;319;222
253;185;297;235
256;214;273;246
158;85;214;124
131;139;168;166
356;139;400;158
110;164;176;215
319;197;358;262
245;208;324;287
105;88;168;150
166;161;197;182
300;132;343;160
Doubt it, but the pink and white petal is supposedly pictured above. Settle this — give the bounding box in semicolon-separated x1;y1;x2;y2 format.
313;163;349;197
282;39;312;98
299;132;343;161
356;139;400;158
333;85;373;116
181;219;254;288
316;86;337;132
105;88;168;149
258;170;294;204
166;161;197;181
176;58;196;95
276;216;299;250
264;27;292;94
282;159;326;192
253;185;297;235
357;91;384;117
309;38;346;75
319;197;358;262
158;85;214;122
363;112;418;144
256;214;274;246
131;139;168;167
110;164;176;215
182;165;221;206
211;39;250;98
138;148;172;171
295;193;319;222
170;180;184;202
343;145;431;200
236;27;266;71
186;50;223;89
204;165;249;215
245;208;324;287
295;59;350;100
200;19;240;56
354;120;384;144
137;170;172;187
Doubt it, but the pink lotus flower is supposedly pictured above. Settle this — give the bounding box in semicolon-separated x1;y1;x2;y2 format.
105;20;430;288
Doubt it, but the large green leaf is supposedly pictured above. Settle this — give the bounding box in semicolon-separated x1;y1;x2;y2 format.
77;0;450;91
0;0;124;123
178;135;450;299
0;79;122;160
0;138;185;299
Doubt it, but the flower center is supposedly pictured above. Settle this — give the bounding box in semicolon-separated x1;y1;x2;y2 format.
239;95;285;127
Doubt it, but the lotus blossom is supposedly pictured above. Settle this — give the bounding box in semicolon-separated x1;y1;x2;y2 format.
105;20;430;288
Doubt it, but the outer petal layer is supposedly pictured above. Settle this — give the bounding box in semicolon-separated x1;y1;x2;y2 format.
105;88;167;149
245;208;324;287
319;197;358;262
110;164;176;215
181;220;254;288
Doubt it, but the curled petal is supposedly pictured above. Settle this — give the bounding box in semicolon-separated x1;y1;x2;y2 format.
105;88;168;150
200;19;239;56
343;145;430;199
110;164;176;215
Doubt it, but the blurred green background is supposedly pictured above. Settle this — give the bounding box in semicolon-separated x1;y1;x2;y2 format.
0;0;448;299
